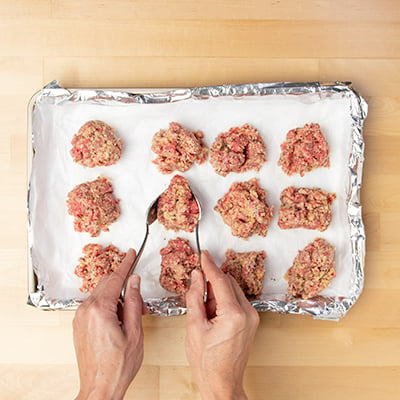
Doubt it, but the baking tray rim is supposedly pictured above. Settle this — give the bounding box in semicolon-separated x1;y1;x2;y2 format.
26;81;367;320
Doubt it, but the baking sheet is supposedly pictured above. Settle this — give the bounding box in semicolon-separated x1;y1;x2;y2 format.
27;81;367;320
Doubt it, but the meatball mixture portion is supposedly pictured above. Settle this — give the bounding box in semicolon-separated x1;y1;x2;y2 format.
74;243;126;293
70;120;122;167
210;123;267;176
67;176;120;237
151;122;208;174
278;123;330;176
278;186;336;232
159;237;200;295
157;175;200;233
214;178;274;239
285;238;336;300
221;249;266;298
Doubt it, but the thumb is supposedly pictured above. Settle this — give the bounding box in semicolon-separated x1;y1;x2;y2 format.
123;274;145;336
186;269;206;326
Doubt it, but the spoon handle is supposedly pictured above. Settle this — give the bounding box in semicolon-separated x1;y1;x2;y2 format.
194;223;208;303
120;224;150;300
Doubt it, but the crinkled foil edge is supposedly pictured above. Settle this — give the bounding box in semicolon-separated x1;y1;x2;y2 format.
27;81;367;320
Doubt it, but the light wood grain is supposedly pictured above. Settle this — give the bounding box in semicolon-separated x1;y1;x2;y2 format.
43;57;321;88
48;0;400;22
1;0;400;399
1;19;400;59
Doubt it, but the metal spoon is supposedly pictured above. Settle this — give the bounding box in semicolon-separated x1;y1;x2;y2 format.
191;191;207;302
120;187;203;301
120;195;160;299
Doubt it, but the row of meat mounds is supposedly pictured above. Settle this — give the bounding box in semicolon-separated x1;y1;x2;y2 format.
67;119;337;301
151;120;330;177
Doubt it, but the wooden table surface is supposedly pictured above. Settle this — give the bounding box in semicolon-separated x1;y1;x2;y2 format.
1;1;400;399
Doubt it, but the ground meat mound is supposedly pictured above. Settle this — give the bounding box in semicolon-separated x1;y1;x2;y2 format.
157;175;200;233
151;122;208;174
67;176;120;237
159;237;200;295
278;123;330;176
70;120;122;167
214;178;274;239
210;123;267;176
278;187;336;232
74;243;126;293
221;249;266;298
285;238;336;299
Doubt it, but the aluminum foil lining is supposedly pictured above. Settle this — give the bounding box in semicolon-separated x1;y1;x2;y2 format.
27;81;367;320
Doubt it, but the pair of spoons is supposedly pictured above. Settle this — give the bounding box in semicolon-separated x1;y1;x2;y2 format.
120;188;205;301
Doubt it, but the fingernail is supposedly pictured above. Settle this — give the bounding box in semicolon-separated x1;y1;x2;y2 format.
130;274;140;289
191;269;201;283
201;250;209;258
186;269;198;289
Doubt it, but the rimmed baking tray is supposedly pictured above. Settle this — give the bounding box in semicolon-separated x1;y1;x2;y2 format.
27;81;367;320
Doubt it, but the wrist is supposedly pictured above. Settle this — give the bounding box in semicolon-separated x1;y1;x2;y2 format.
200;391;248;400
198;382;247;400
76;385;126;400
201;392;247;400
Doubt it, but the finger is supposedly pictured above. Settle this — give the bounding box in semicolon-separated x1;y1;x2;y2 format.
93;248;136;302
186;268;207;326
123;274;145;337
227;276;260;331
200;250;238;309
111;248;137;283
227;275;255;313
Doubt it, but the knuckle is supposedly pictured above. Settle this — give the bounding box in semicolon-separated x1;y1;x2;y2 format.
250;307;260;327
75;297;103;324
73;303;88;329
74;302;87;319
229;307;247;328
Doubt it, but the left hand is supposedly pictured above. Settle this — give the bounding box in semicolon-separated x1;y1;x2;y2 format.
73;248;147;400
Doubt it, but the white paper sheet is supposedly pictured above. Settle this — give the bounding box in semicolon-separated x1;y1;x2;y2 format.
30;93;353;302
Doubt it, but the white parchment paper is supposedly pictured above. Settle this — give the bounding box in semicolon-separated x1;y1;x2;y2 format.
29;92;353;302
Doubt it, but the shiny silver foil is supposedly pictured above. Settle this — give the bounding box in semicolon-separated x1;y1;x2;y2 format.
27;81;367;320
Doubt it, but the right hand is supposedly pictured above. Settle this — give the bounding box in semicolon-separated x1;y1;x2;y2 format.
185;250;260;400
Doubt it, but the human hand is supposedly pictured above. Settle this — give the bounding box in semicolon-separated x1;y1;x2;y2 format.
73;249;147;400
185;250;260;400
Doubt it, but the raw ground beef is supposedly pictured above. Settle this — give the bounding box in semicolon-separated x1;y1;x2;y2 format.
157;175;200;232
214;178;274;239
67;176;120;237
210;123;267;176
278;123;330;176
151;122;208;174
159;237;200;295
70;120;122;167
278;186;336;232
74;243;126;293
285;238;336;300
221;249;266;298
